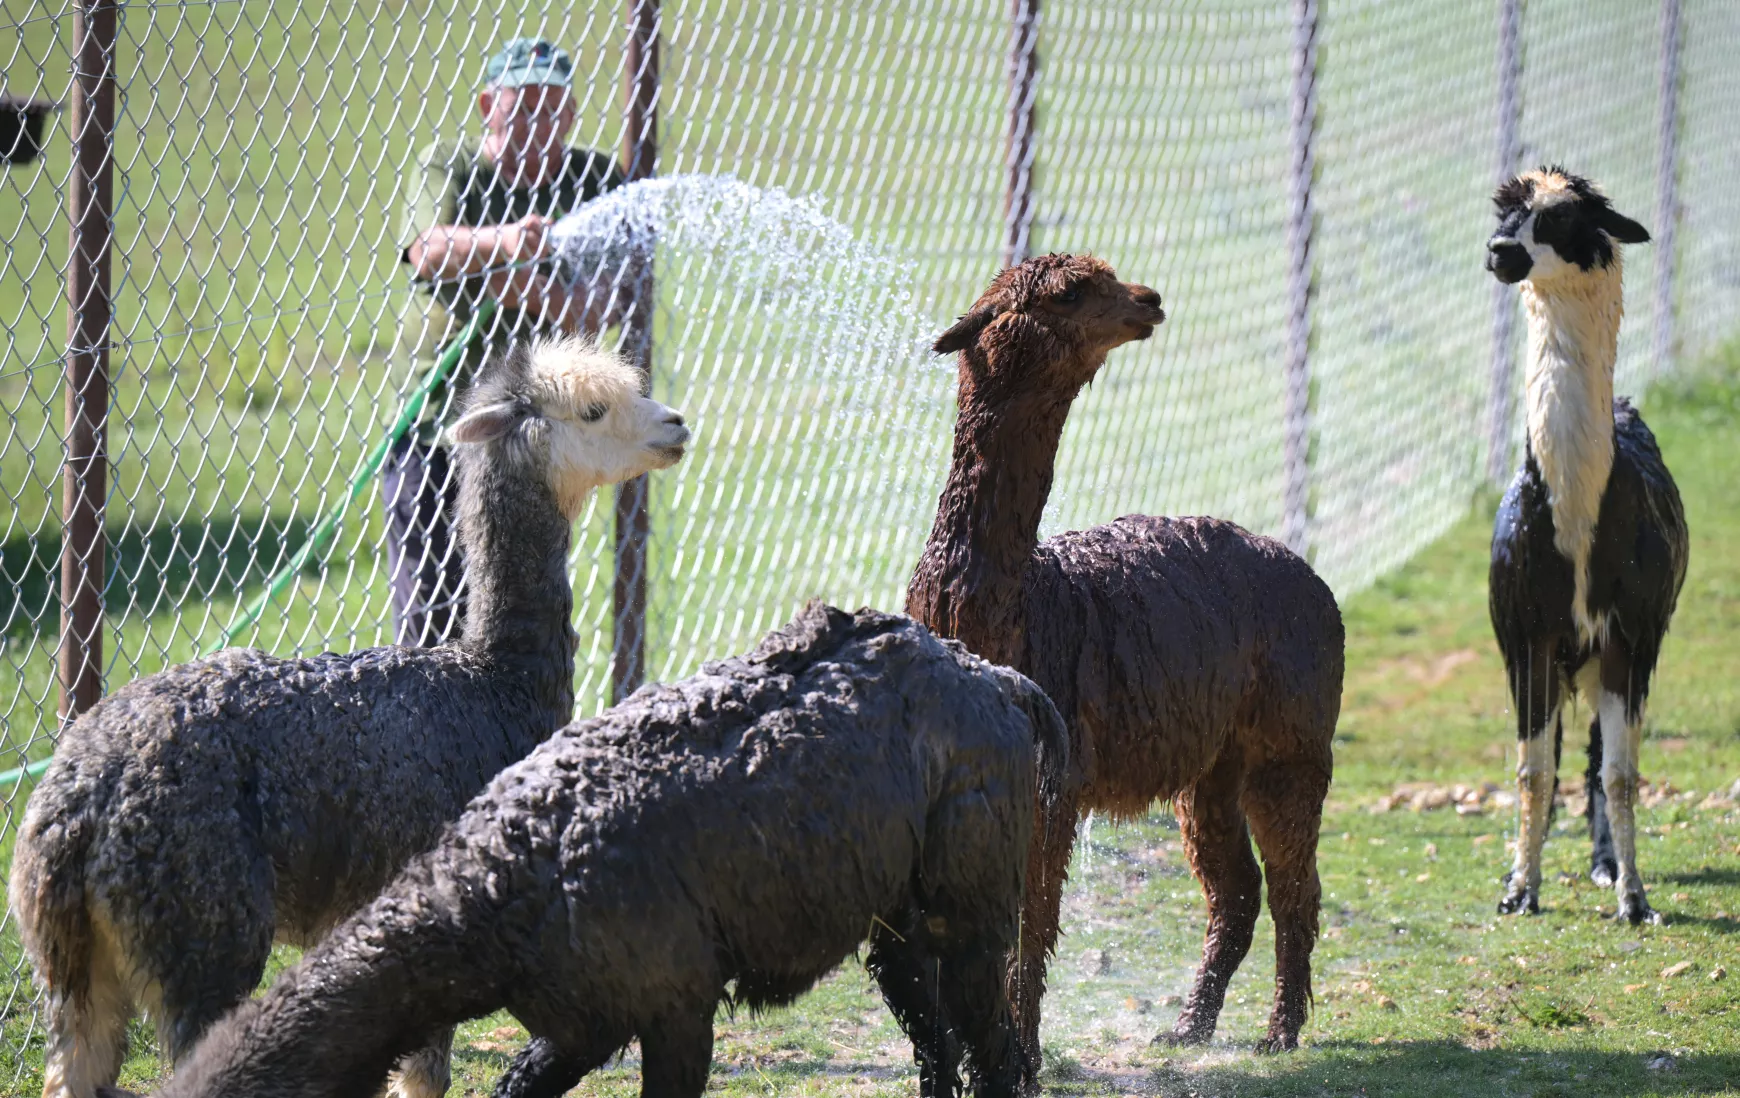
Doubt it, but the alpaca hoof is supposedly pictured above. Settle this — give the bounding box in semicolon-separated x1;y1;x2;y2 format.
1618;894;1661;926
1254;1032;1298;1054
1590;862;1617;889
1151;1024;1212;1048
1497;888;1539;916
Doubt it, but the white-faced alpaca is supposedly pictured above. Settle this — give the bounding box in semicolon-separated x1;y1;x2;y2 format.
1485;167;1689;924
98;604;1072;1098
10;336;689;1098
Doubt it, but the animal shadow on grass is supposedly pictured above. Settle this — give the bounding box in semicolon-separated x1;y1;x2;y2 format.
450;1041;919;1090
1658;866;1740;890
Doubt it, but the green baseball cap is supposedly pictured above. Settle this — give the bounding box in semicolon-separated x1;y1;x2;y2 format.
484;38;573;88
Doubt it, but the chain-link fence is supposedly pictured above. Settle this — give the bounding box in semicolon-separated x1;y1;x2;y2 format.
3;0;1738;1076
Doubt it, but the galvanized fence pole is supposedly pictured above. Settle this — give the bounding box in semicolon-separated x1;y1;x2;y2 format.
1002;0;1040;270
1654;0;1682;380
1486;0;1522;485
1281;0;1318;558
60;0;117;723
612;0;659;704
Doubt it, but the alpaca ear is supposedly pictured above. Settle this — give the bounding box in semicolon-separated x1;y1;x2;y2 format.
1598;206;1651;245
449;401;523;444
933;306;997;356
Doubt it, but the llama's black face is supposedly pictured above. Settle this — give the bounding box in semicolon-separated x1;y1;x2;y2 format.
1487;168;1650;285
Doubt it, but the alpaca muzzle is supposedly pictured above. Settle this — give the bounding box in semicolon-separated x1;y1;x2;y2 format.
1487;239;1531;284
1126;284;1165;337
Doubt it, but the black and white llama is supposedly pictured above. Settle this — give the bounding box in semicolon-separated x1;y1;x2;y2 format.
1485;167;1688;925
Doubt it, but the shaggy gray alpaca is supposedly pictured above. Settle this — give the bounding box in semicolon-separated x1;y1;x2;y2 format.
10;335;690;1098
107;603;1072;1098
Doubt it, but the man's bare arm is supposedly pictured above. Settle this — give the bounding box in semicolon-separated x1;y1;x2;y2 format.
405;214;550;282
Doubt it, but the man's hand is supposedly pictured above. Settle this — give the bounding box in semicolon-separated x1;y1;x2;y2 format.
496;213;553;266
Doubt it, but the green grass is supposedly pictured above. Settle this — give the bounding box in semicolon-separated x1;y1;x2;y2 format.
4;353;1734;1098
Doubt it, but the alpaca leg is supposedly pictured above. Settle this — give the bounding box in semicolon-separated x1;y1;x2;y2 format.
868;928;959;1098
637;1000;716;1098
1585;715;1617;888
1499;643;1561;916
39;937;130;1098
1008;786;1078;1082
1242;761;1328;1053
937;941;1024;1098
151;927;274;1064
385;1028;452;1098
1157;761;1261;1046
492;1032;628;1098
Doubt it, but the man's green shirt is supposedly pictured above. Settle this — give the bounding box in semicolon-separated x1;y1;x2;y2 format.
396;136;622;430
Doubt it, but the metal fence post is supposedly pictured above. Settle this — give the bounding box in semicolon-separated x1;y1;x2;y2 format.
1486;0;1523;486
60;0;117;723
1281;0;1318;558
612;0;659;704
1002;0;1040;270
1654;0;1682;380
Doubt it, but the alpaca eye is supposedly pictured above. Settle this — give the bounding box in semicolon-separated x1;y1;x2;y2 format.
1532;207;1567;241
1053;287;1082;305
580;403;608;423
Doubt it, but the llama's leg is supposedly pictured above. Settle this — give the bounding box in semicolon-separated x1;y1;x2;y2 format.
936;941;1024;1098
385;1028;452;1098
1598;641;1658;925
1584;715;1617;888
1499;642;1562;915
868;927;959;1098
1009;785;1078;1083
39;936;130;1098
1156;757;1261;1047
1242;759;1329;1053
637;999;716;1098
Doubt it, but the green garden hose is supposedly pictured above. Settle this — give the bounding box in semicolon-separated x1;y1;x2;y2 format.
0;299;496;791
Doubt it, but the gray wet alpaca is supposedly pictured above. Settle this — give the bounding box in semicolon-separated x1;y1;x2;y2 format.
10;336;689;1098
113;603;1073;1098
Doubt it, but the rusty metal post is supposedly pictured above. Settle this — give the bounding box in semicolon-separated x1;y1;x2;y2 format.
1653;0;1682;382
1001;0;1040;270
1487;0;1523;485
612;0;659;704
1281;0;1318;558
60;0;117;722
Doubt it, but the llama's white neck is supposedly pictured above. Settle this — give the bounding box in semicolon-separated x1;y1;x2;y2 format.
1521;258;1623;648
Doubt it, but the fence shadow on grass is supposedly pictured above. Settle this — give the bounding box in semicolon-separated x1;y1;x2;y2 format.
1166;1040;1740;1098
1;509;324;643
445;1039;1740;1097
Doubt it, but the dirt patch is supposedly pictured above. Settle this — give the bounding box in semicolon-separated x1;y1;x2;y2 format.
1368;776;1702;815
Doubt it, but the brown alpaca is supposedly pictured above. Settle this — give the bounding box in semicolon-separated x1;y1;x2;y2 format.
907;254;1344;1062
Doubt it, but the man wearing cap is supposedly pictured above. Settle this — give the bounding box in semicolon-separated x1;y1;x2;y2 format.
388;37;626;646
